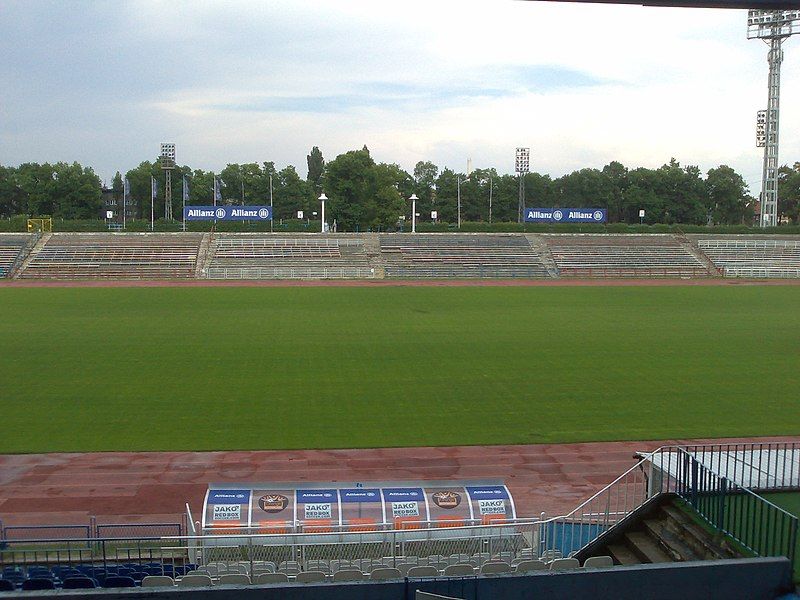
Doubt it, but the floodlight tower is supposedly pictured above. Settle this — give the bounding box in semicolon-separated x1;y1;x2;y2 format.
515;148;530;223
748;10;800;227
160;143;176;221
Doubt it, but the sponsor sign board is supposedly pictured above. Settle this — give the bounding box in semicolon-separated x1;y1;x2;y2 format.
340;489;381;503
477;499;506;515
208;489;251;504
206;489;251;525
466;485;513;519
391;501;420;517
213;504;241;520
184;205;273;221
524;208;606;223
304;503;332;520
382;488;425;502
339;489;382;527
296;489;338;524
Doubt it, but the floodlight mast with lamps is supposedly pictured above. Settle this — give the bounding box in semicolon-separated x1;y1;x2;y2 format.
748;10;800;227
515;148;530;223
160;143;176;221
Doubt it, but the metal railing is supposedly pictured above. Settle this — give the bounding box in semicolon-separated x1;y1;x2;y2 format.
557;266;713;278
7;232;39;277
206;266;376;279
655;448;798;566
681;441;800;491
0;519;184;542
538;453;651;557
538;445;799;566
723;266;800;278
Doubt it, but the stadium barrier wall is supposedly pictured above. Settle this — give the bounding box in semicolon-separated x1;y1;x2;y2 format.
6;558;791;600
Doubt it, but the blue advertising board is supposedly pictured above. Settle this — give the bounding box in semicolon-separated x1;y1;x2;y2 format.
339;489;381;503
296;489;338;503
207;489;251;504
382;488;425;502
524;208;606;223
465;485;509;499
184;205;272;221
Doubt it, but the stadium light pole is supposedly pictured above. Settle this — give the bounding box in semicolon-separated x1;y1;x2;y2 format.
748;9;800;227
409;194;418;233
515;148;530;224
457;177;468;229
318;193;328;233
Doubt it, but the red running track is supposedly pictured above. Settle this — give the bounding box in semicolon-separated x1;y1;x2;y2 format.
1;436;798;528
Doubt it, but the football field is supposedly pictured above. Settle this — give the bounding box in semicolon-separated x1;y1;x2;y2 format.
0;284;798;453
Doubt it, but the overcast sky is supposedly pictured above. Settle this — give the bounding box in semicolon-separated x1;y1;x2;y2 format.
1;0;797;191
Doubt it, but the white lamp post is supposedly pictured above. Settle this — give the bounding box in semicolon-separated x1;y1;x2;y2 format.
457;176;469;229
318;193;327;233
409;194;418;233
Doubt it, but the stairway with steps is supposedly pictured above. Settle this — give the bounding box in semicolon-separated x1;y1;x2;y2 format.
578;494;745;568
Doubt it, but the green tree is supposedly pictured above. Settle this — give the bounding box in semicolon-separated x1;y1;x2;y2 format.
306;146;325;194
112;172;123;203
274;165;312;220
0;166;26;218
706;165;750;225
778;163;800;224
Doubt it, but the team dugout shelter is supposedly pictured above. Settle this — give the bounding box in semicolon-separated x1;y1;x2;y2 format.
201;481;516;534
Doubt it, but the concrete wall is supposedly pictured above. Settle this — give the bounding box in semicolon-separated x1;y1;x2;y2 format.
9;558;793;600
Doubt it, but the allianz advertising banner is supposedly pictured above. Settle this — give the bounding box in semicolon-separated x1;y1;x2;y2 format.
184;205;272;221
524;208;606;223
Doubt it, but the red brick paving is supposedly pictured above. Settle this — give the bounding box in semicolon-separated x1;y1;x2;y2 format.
1;436;798;527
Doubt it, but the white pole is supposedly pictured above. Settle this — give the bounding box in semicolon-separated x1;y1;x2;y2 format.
150;177;154;232
321;199;325;233
457;177;461;229
123;181;126;231
412;197;416;233
269;175;274;234
182;177;186;232
489;176;493;224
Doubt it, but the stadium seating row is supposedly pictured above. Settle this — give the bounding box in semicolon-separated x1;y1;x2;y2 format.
7;233;800;280
0;556;614;590
18;234;203;280
380;234;551;279
0;234;32;277
697;238;800;278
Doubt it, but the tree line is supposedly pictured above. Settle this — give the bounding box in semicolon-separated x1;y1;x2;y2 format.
2;147;800;230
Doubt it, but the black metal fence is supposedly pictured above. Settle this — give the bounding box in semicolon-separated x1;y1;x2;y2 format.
682;442;800;491
657;448;798;566
0;519;184;542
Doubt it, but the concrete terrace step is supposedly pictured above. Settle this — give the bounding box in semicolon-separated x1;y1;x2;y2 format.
624;531;673;564
606;544;640;566
643;518;702;562
660;504;737;560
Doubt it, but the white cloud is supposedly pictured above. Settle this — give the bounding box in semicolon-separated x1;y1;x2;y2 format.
0;0;797;191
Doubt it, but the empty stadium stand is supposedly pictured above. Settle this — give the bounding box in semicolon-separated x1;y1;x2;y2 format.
545;234;712;278
8;232;800;281
0;234;34;277
17;234;203;280
205;235;375;279
380;234;552;278
696;237;800;278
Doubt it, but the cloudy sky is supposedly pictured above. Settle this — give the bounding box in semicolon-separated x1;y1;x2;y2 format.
1;1;797;191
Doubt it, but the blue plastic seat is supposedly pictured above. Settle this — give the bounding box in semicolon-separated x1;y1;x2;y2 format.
22;578;56;591
103;576;136;588
0;580;16;592
62;577;98;589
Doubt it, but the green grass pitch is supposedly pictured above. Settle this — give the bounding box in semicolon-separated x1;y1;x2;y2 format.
0;285;798;453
